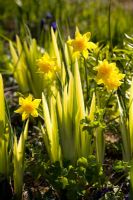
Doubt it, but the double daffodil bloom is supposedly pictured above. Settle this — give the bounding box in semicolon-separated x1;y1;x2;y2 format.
67;27;97;59
36;53;59;74
104;73;125;91
15;94;41;121
95;59;125;91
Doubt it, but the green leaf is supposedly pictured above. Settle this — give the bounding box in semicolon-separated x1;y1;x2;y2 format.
13;119;29;199
129;79;133;158
0;74;5;135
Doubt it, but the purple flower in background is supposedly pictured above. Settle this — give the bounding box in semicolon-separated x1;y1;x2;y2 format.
40;18;46;30
51;21;57;31
124;194;130;200
46;12;53;19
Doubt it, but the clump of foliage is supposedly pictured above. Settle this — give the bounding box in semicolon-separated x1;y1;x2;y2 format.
1;1;133;200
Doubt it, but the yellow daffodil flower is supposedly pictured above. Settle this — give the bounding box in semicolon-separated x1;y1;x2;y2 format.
67;27;97;59
103;73;125;91
36;53;59;74
95;59;125;91
15;94;41;121
95;60;117;84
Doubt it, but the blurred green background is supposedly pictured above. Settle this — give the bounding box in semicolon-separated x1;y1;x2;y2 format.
0;0;133;43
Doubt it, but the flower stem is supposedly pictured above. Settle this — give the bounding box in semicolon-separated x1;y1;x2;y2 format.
108;0;112;53
84;58;89;103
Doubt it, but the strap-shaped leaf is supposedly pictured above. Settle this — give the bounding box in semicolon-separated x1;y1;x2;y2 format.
0;74;5;136
13;119;29;199
129;78;133;157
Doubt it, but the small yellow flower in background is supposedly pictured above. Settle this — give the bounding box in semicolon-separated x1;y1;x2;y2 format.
95;60;117;84
36;53;59;74
95;59;125;91
67;27;97;59
15;94;41;121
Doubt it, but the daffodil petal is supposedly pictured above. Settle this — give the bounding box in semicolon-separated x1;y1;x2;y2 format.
72;51;80;59
83;50;88;59
19;97;24;105
75;27;81;37
83;32;91;40
67;39;73;45
31;110;38;117
33;99;41;108
44;53;50;59
22;112;29;121
14;107;23;113
27;94;33;101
